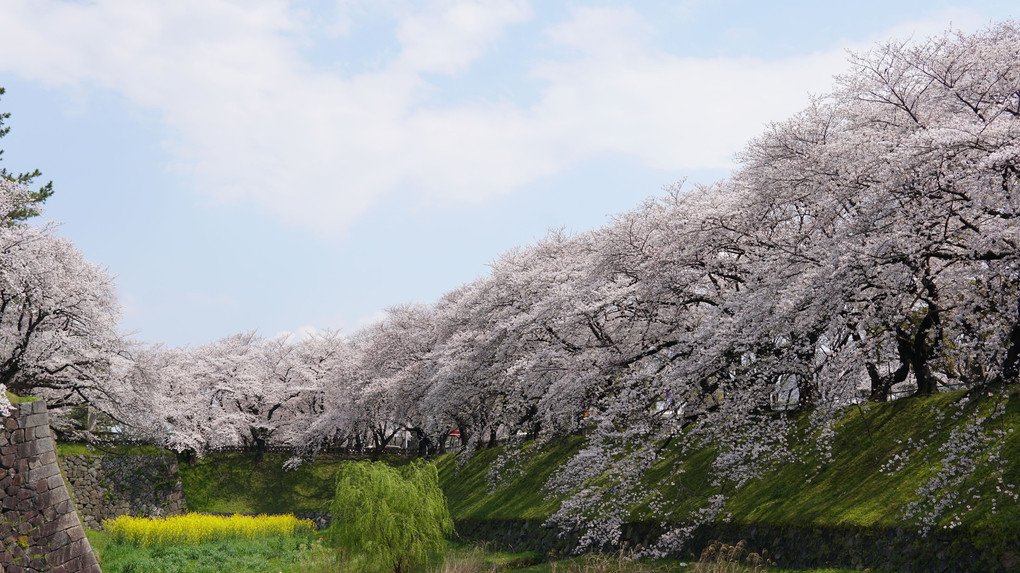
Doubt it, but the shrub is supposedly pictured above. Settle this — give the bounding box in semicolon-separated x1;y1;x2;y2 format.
104;513;315;546
328;459;453;573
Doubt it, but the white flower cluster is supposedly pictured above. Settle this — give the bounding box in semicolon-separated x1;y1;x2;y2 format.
904;397;1014;535
0;383;10;418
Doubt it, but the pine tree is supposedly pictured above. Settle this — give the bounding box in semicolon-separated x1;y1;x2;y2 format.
0;87;53;221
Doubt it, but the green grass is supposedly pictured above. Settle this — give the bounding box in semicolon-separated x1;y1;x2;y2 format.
438;436;586;520
87;532;863;573
443;541;546;569
57;442;170;456
436;390;1020;539
86;528;337;573
4;391;39;403
178;453;353;514
723;390;1020;534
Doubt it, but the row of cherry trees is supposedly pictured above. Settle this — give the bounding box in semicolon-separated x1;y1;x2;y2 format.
107;23;1020;459
4;22;1018;550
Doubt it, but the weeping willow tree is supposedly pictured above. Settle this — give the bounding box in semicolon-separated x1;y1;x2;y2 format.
329;459;453;573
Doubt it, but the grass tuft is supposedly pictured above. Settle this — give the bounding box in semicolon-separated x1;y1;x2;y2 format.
4;391;39;403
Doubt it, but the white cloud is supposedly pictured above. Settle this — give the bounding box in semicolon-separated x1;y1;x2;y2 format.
395;0;532;74
0;1;990;236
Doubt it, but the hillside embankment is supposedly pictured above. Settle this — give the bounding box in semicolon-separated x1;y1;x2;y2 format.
435;390;1020;572
73;390;1019;571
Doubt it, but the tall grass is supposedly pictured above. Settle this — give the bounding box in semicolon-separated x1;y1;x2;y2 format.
104;513;315;546
688;540;770;573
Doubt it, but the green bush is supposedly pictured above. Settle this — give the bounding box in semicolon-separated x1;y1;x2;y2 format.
329;459;453;573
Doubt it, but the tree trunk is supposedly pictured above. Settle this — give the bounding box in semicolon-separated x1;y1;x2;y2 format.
1000;300;1020;384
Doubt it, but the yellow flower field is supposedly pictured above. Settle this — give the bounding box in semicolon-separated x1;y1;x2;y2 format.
104;513;316;546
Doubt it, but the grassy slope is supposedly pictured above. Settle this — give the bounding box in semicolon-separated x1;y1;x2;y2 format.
437;390;1020;538
178;453;415;514
439;436;586;521
725;390;1020;534
173;390;1019;540
177;453;345;514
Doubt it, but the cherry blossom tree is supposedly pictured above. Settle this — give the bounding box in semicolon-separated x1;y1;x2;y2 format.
0;179;120;418
540;22;1020;552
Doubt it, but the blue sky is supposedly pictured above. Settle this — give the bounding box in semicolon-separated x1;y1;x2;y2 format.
0;0;1015;346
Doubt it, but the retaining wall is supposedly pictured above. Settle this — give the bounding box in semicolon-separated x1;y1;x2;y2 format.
454;519;1020;572
0;401;101;573
60;454;185;530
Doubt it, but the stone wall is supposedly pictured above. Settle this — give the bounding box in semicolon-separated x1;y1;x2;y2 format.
60;454;185;530
454;519;1020;572
1;401;101;573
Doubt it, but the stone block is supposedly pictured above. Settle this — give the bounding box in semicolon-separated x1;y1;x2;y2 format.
23;413;49;429
31;477;50;494
48;473;67;491
40;487;70;508
36;446;57;464
16;441;37;458
50;540;76;568
49;528;71;550
29;513;44;529
40;511;78;537
4;417;18;431
27;461;58;482
34;437;54;455
54;498;73;515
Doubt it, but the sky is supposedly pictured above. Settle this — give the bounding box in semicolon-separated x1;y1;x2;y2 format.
0;0;1015;346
